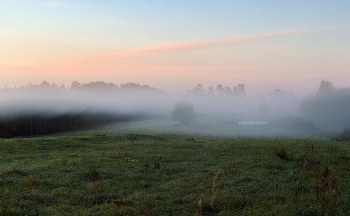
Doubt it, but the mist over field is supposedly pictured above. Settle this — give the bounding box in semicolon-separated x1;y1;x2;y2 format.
0;81;297;116
2;2;350;215
1;79;349;137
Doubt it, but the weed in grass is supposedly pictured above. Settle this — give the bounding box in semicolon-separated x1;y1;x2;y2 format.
111;198;134;206
153;161;160;169
330;172;340;202
153;157;161;169
296;150;310;162
127;134;138;142
85;166;101;182
230;144;236;155
328;145;338;154
128;206;148;216
0;189;18;215
211;169;223;208
85;166;102;212
101;152;106;158
218;210;226;216
24;175;35;192
24;175;39;216
253;148;261;161
5;197;16;214
158;137;166;141
143;161;150;169
314;165;340;212
274;148;289;161
301;161;308;175
294;161;309;199
88;180;105;196
338;127;350;141
195;199;203;216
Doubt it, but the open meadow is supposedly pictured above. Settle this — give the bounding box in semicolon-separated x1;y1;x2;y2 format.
1;117;350;215
3;1;350;215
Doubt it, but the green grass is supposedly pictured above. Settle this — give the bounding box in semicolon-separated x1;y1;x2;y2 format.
0;122;350;215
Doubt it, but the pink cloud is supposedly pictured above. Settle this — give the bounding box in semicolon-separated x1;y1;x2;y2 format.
0;63;266;74
2;24;348;74
76;24;349;64
77;30;305;64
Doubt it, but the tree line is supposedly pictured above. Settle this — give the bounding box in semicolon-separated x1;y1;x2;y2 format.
187;84;246;96
1;80;300;98
300;80;350;130
0;81;164;93
0;80;164;137
0;112;147;138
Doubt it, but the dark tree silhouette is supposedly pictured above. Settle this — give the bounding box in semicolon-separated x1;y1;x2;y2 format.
0;80;163;137
224;86;232;94
319;79;334;93
70;81;81;89
40;80;50;88
300;81;350;130
187;84;206;94
237;84;246;95
171;101;197;125
120;82;163;93
216;84;225;95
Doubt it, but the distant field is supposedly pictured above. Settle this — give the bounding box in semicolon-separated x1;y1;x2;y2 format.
96;115;326;138
1;118;349;215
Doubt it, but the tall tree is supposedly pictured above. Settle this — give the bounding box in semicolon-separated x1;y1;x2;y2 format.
319;79;334;93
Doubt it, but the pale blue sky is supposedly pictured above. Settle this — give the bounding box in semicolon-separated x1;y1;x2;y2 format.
2;0;350;41
1;0;350;94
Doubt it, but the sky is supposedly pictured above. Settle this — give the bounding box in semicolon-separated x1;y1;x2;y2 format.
1;0;350;95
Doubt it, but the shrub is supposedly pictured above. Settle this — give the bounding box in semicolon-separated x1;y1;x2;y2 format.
85;166;101;182
274;148;289;161
338;127;350;141
171;100;197;125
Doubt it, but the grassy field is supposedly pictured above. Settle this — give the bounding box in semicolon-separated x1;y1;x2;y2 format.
0;118;349;215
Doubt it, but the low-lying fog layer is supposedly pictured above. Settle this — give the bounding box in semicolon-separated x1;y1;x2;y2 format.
0;88;299;120
0;80;349;137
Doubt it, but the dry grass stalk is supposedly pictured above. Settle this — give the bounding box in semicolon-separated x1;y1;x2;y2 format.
128;207;148;216
218;210;226;216
24;175;38;216
112;198;134;206
314;166;320;182
330;172;339;202
301;161;308;175
88;180;104;196
314;166;327;211
314;165;340;212
230;144;236;155
211;169;223;208
195;199;203;216
323;166;329;179
6;197;16;213
25;175;35;192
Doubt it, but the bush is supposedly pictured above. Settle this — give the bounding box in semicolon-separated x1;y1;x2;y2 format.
171;101;197;125
339;127;350;141
274;148;289;161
